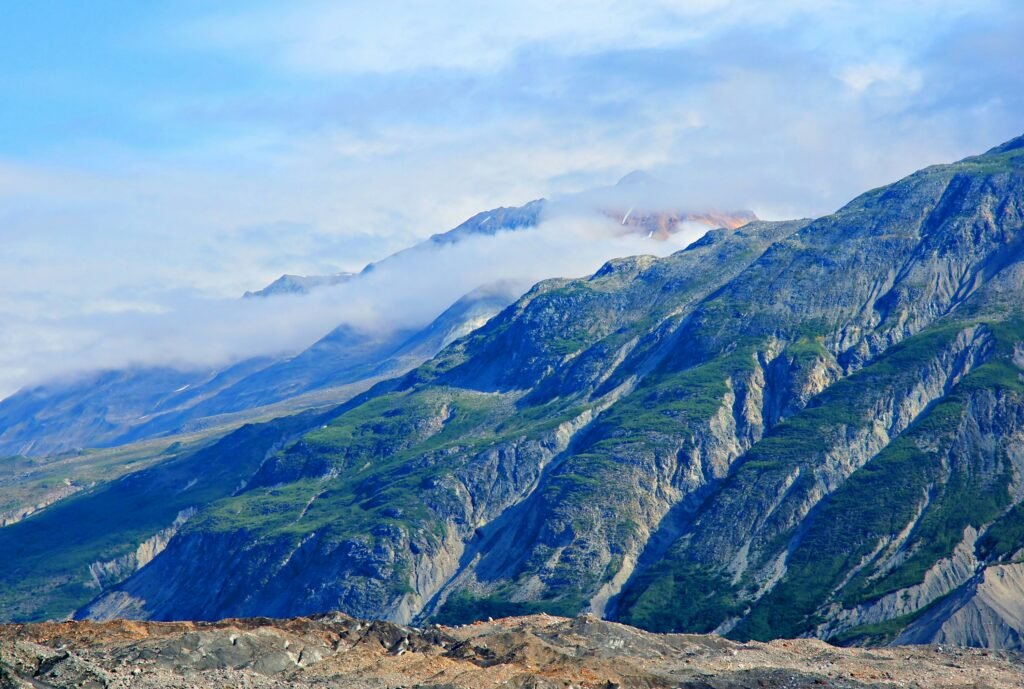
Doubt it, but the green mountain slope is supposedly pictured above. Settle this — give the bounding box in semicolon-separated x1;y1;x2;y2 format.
4;136;1024;649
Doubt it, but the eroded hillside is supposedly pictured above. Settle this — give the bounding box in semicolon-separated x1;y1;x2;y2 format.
3;137;1024;650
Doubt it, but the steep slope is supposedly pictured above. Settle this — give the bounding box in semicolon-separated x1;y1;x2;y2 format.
74;136;1024;646
4;137;1024;652
430;141;1024;636
77;218;804;624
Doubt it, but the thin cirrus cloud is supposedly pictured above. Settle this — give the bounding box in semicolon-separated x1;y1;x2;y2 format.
0;0;1022;398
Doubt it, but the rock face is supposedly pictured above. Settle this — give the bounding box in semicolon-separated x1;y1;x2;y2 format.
2;614;1022;689
0;479;83;528
3;137;1024;652
85;508;196;591
897;563;1024;649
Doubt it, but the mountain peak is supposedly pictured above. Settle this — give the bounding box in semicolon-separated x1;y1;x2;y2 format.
243;272;354;298
984;133;1024;156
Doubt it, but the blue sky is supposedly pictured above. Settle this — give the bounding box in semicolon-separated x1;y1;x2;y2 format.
1;0;1023;395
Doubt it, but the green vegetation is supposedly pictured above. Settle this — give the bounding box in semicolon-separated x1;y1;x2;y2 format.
831;609;926;646
495;398;588;435
0;415;312;622
852;463;1010;602
977;501;1024;562
617;560;743;633
196;388;514;541
601;342;759;434
433;590;584;625
729;320;1024;641
953;145;1024;174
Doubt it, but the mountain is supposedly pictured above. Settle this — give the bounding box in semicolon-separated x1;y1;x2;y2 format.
1;614;1018;689
248;196;755;296
0;286;516;457
0;198;548;456
3;137;1024;652
421;199;546;246
0;187;752;458
243;272;355;298
241;200;547;300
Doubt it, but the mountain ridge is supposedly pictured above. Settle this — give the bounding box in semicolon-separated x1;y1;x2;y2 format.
0;189;751;457
1;136;1023;653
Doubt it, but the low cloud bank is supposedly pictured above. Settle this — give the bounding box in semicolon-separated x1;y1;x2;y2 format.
0;207;717;399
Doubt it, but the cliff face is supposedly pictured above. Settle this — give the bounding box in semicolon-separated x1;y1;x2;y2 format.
4;138;1024;649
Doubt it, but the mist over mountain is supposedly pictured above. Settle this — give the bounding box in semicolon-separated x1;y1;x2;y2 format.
3;137;1024;654
6;6;1024;683
0;183;750;456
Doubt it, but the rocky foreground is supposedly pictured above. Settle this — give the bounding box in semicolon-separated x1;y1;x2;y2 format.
1;614;1022;689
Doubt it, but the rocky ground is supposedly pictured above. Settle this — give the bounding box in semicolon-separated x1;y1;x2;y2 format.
1;614;1021;689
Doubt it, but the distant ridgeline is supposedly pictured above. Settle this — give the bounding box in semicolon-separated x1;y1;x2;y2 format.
0;191;748;458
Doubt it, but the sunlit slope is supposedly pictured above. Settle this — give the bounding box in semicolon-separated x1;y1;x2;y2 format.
3;137;1024;649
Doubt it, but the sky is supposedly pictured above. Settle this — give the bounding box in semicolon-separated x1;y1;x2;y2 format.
1;0;1023;398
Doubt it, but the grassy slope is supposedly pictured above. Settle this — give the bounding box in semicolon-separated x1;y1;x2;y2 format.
0;414;315;621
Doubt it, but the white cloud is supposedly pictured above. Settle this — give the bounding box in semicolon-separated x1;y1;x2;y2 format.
838;62;923;95
188;0;729;75
0;209;711;398
2;0;1022;400
184;0;996;78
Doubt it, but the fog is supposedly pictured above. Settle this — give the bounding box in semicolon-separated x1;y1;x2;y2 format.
0;204;715;399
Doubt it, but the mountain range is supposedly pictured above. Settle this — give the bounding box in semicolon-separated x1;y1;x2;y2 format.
2;137;1024;652
0;185;748;458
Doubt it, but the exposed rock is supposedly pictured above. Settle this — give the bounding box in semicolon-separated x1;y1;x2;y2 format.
3;614;1023;689
818;526;983;638
897;563;1024;649
86;508;197;592
0;480;84;527
4;136;1024;653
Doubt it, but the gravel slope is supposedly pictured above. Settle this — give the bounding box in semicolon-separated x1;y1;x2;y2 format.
2;614;1022;688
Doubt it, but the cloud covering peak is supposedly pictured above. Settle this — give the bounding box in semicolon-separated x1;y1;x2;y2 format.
1;0;1022;394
